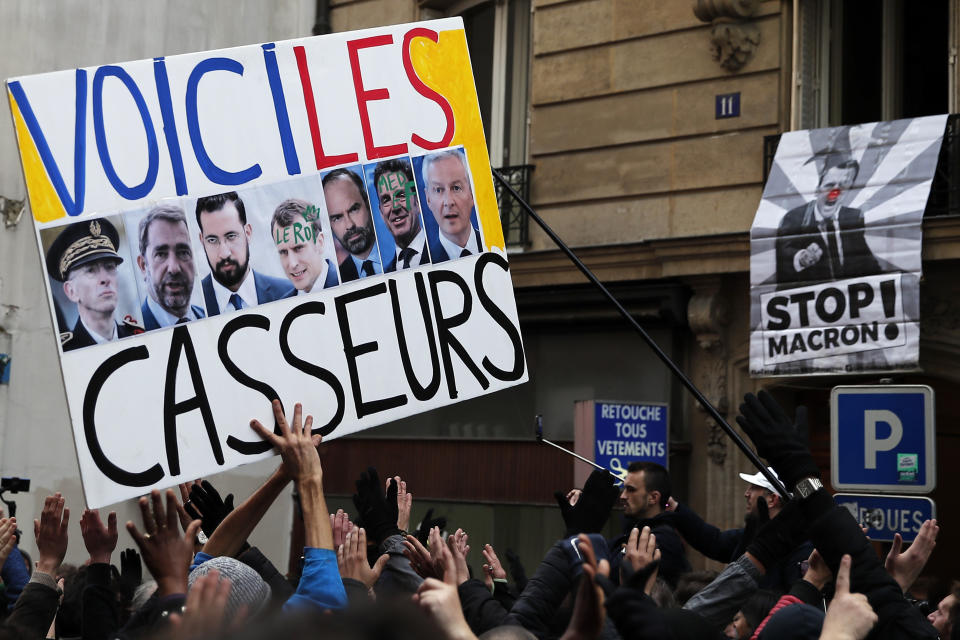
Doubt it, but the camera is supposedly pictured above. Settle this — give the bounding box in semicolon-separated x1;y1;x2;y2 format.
1;477;30;493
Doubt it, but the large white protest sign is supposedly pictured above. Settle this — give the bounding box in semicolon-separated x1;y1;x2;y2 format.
8;19;528;507
749;116;946;376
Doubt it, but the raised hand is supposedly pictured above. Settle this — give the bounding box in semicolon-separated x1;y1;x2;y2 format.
481;543;506;590
820;555;877;640
415;508;447;546
34;493;69;574
413;538;477;640
186;480;235;539
352;467;401;546
736;391;818;488
389;475;412;532
802;549;832;591
554;470;619;536
885;519;939;593
337;527;388;589
118;548;143;602
446;529;470;585
404;526;444;580
623;525;660;594
250;400;322;485
560;534;609;640
0;517;17;568
329;509;355;550
80;509;118;564
127;489;201;597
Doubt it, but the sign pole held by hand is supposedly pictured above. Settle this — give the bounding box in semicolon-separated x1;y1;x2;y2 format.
497;171;789;499
535;415;626;480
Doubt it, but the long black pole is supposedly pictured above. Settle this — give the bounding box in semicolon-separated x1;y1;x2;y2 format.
493;170;789;499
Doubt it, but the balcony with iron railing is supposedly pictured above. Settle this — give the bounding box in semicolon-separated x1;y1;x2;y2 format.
494;164;534;248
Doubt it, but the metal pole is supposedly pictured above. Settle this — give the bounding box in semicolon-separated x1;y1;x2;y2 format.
494;169;789;499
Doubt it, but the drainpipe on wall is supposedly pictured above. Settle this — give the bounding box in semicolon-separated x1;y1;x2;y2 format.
313;0;331;35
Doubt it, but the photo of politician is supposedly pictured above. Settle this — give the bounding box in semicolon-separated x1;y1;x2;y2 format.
193;191;296;315
413;147;484;264
321;165;386;283
124;202;206;331
364;156;431;271
271;198;340;295
41;215;144;352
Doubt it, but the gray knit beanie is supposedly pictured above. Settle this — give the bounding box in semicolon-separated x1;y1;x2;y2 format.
187;556;271;620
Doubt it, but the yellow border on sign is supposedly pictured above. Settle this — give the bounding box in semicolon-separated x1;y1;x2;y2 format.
7;89;66;223
408;29;505;251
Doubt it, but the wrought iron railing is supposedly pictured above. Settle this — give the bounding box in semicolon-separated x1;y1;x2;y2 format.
494;164;534;247
762;114;960;217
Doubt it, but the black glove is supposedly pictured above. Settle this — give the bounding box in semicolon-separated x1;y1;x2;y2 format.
414;508;447;545
117;548;142;604
505;548;528;592
736;391;819;489
352;467;401;546
740;491;770;551
746;499;807;572
554;470;620;536
186;480;235;538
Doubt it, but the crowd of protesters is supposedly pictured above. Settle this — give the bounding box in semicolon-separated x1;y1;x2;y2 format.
0;393;955;639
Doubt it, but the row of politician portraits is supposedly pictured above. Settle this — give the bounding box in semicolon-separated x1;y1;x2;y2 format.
41;147;485;352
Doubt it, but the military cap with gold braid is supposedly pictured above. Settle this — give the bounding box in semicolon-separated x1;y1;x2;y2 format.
45;218;124;282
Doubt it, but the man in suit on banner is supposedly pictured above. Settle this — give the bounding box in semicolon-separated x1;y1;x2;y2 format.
271;198;339;294
322;168;383;283
373;158;431;272
136;204;205;329
45;218;143;351
422;148;483;263
775;157;882;288
196;191;295;315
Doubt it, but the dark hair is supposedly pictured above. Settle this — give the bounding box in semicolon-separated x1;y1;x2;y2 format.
740;588;781;630
195;191;246;229
627;461;671;508
271;198;320;239
372;158;414;195
322;167;371;212
673;570;719;606
139;203;189;257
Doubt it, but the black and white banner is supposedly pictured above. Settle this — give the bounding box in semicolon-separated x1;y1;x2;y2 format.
749;116;946;376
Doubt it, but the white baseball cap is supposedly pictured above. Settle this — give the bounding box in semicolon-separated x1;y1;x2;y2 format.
738;467;781;493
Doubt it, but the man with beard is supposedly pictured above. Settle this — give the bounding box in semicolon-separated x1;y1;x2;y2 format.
322;168;382;282
775;157;882;288
195;191;295;315
666;467;812;592
422;148;482;263
45;217;143;351
136;204;205;329
372;158;431;271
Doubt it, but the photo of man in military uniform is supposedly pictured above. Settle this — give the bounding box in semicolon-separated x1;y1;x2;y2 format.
45;217;143;351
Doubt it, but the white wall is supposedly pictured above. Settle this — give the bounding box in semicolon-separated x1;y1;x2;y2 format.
0;0;316;570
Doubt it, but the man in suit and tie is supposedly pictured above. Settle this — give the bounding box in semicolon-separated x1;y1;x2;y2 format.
422;148;483;263
136;204;205;329
775;157;882;288
372;157;431;271
195;191;295;315
271;198;339;295
322;168;383;282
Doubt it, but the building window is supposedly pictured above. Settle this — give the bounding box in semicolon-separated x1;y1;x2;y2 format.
422;0;531;167
797;0;948;128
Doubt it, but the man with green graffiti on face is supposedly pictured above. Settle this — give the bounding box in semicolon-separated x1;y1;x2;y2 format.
372;157;431;271
271;198;339;295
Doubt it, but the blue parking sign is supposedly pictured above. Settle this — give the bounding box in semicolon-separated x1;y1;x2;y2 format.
831;385;935;493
